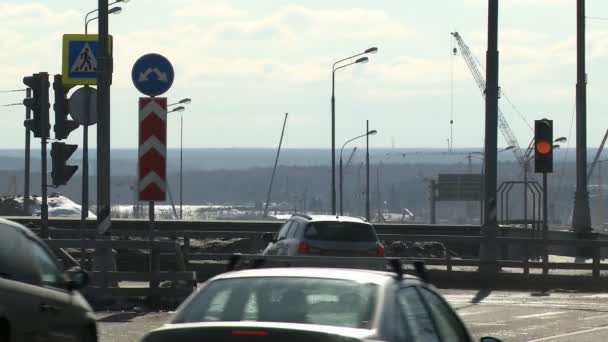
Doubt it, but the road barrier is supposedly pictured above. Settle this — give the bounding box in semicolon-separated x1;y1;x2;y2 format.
44;239;197;302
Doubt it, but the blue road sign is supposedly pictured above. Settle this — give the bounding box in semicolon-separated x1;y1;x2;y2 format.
131;53;174;97
62;34;113;86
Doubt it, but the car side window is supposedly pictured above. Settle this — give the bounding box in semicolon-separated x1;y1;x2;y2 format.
419;287;471;342
277;221;292;240
287;221;301;238
28;239;65;290
398;286;440;342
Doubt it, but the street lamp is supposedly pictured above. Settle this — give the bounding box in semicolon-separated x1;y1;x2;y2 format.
331;48;377;215
340;129;377;215
555;137;567;143
168;99;191;220
86;6;123;34
84;0;128;30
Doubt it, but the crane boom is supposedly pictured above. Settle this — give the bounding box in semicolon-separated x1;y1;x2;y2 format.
451;32;527;169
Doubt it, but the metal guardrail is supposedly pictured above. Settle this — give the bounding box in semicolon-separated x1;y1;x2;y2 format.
43;239;197;300
7;216;520;235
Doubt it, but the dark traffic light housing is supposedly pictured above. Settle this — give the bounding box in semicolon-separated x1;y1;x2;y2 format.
23;72;50;138
53;74;79;140
534;119;553;173
51;142;79;187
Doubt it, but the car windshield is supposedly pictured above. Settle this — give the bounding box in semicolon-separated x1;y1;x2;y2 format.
175;276;378;329
304;222;377;242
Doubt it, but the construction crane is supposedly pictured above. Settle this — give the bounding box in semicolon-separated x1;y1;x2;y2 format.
451;32;527;169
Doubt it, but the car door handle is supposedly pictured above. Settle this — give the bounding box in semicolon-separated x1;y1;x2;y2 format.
40;303;60;313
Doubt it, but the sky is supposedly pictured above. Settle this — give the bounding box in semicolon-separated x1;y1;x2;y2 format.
1;0;608;151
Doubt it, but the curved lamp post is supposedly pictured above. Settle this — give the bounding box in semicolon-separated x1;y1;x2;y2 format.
331;47;378;215
340;129;377;215
168;99;191;219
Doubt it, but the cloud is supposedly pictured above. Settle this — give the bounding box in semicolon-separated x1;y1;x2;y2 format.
464;0;571;8
173;0;245;18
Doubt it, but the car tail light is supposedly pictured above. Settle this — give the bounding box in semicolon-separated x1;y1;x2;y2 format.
376;244;385;257
231;330;269;336
297;242;310;253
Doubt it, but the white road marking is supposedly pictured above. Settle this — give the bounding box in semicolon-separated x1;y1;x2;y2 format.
471;322;508;326
525;325;608;342
515;311;566;319
580;313;608;321
459;309;499;317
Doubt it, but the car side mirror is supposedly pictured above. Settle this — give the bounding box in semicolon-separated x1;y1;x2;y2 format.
480;337;503;342
66;270;90;291
262;232;276;243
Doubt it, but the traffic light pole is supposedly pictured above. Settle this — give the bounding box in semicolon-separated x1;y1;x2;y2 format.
542;172;549;274
81;90;89;228
24;88;31;215
40;74;49;238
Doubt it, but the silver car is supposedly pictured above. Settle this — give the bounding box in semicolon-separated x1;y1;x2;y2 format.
262;215;385;257
141;259;502;342
0;218;97;342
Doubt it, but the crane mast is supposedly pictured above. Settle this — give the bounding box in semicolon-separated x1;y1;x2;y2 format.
451;32;527;169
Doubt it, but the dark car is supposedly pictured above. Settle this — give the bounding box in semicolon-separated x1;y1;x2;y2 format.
262;214;385;257
141;259;502;342
0;218;97;342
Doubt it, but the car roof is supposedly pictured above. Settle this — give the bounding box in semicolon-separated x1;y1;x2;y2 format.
0;217;39;240
210;267;421;285
292;214;369;224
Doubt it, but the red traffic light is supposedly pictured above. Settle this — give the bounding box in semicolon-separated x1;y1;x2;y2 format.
536;140;552;154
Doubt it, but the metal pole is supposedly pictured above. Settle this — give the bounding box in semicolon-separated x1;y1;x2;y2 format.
180;113;183;219
339;155;343;215
94;0;113;283
263;113;288;217
366;120;370;221
331;71;336;215
480;0;500;275
430;180;436;224
543;173;548;236
24;88;31;215
81;87;90;228
573;0;592;234
524;160;528;227
543;172;549;273
97;0;111;236
40;73;49;238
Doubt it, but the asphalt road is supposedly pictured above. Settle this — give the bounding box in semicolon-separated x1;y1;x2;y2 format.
98;289;608;342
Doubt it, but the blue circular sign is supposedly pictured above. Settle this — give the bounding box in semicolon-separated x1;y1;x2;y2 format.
131;53;174;97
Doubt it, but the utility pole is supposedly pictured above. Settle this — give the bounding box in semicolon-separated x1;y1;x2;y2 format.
480;0;500;276
23;88;31;215
573;0;592;234
94;0;114;283
97;0;111;236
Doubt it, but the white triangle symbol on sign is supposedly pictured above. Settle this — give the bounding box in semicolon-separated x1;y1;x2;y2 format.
70;43;98;72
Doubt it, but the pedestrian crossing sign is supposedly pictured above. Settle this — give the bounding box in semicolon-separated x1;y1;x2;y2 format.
62;34;113;86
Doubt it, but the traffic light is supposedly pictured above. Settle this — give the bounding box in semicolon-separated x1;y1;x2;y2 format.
53;74;79;140
23;72;50;138
51;142;79;187
534;119;553;173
